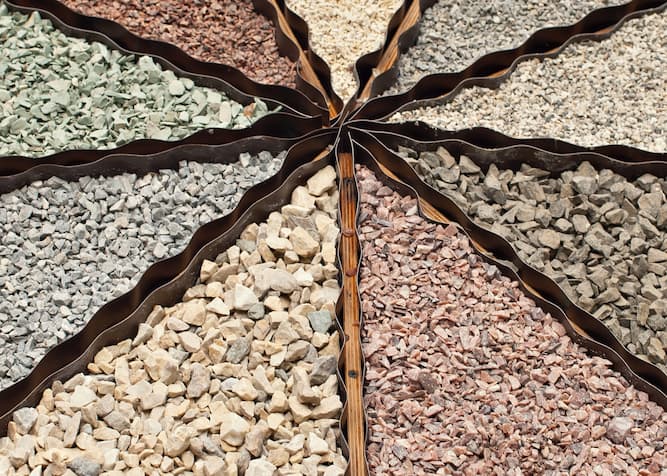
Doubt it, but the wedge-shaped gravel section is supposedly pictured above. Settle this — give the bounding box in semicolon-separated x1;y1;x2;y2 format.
397;145;667;367
0;7;273;157
386;0;623;94
0;152;285;390
357;165;667;474
0;165;346;475
62;0;296;87
285;0;403;101
391;11;667;152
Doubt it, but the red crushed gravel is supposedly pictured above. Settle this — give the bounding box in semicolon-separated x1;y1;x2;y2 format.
62;0;296;87
356;165;667;476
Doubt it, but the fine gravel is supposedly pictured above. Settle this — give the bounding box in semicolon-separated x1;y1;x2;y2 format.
386;0;624;94
0;152;285;390
62;0;296;87
397;144;667;368
391;10;667;152
0;6;273;157
285;0;403;101
357;165;667;475
0;165;345;475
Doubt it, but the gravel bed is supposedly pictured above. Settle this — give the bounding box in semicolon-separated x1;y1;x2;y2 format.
0;152;286;390
386;0;624;95
0;6;272;157
62;0;296;87
0;165;345;475
285;0;403;101
357;165;667;474
391;10;667;152
396;145;667;368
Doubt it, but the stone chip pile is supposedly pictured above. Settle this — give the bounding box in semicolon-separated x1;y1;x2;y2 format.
0;165;346;476
0;152;285;390
386;0;623;94
285;0;403;100
397;145;667;367
357;165;667;474
0;5;273;157
391;10;667;152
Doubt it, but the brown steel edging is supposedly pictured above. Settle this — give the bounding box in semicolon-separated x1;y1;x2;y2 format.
351;0;667;122
4;0;327;120
349;127;667;409
353;0;436;104
0;130;339;432
0;114;323;192
348;120;667;164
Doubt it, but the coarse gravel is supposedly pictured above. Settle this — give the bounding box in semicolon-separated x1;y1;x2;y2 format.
396;144;667;368
390;10;667;152
62;0;297;87
357;165;667;475
0;165;345;475
386;0;624;95
0;5;273;157
285;0;403;101
0;151;285;390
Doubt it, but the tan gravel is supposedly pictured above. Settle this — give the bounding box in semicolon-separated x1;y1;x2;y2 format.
285;0;403;101
357;165;667;475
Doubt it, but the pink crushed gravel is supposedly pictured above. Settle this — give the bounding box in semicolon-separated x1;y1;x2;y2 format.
356;165;667;476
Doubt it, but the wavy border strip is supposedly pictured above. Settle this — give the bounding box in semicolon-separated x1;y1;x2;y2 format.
352;0;667;123
350;127;667;409
0;131;338;430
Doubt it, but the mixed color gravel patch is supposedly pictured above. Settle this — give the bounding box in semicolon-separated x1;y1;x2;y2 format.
62;0;296;87
0;165;345;475
0;152;285;390
386;0;624;94
391;10;667;152
357;165;667;475
285;0;403;101
0;6;272;157
396;145;667;368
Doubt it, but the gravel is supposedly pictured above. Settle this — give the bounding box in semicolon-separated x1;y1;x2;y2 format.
0;6;273;157
285;0;403;101
398;144;667;367
386;0;624;94
62;0;296;87
391;10;667;152
0;165;345;475
357;164;667;475
0;151;285;390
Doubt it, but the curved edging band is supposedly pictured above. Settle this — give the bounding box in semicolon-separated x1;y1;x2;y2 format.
0;131;340;431
0;114;323;193
350;127;667;410
352;0;667;122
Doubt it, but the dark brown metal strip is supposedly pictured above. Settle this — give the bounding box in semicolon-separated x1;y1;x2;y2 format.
0;114;323;191
349;127;667;410
348;120;667;164
4;0;327;119
351;0;667;122
0;131;338;432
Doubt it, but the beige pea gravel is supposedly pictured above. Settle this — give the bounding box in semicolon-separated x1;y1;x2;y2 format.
390;10;667;152
286;0;403;101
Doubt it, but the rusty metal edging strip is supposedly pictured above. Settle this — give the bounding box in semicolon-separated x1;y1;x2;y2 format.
0;114;323;191
349;127;667;410
351;0;667;122
0;131;338;432
335;133;368;476
348;120;667;164
3;0;327;124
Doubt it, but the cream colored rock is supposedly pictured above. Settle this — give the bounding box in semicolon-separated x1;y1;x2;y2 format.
219;414;250;447
306;166;337;196
290;227;320;257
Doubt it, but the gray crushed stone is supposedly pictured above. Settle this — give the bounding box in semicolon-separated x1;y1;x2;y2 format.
391;10;667;152
0;151;285;389
397;144;667;370
386;0;625;95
